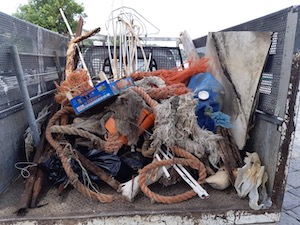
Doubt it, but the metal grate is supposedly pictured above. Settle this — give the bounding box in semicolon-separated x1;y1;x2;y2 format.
0;12;69;112
81;45;183;80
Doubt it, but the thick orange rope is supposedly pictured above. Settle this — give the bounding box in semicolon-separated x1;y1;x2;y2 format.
131;86;158;108
138;146;207;203
45;106;116;203
147;83;190;100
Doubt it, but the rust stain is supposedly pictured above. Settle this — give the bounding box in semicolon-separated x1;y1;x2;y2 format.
272;52;300;206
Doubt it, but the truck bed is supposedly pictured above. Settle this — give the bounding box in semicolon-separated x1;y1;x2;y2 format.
0;176;278;224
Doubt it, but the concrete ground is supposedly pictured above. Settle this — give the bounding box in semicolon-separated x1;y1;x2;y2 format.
278;115;300;225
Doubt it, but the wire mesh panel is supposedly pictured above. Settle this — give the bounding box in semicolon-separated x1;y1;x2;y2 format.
0;12;69;112
81;45;183;80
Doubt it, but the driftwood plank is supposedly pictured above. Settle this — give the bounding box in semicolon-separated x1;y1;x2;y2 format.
217;127;243;185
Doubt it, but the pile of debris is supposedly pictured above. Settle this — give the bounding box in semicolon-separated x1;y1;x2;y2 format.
17;26;272;216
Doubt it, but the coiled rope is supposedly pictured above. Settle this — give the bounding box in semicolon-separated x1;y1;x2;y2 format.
45;106;115;203
130;87;207;203
138;146;206;203
45;86;207;204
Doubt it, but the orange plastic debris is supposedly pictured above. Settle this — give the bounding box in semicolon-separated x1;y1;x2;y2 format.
105;109;155;145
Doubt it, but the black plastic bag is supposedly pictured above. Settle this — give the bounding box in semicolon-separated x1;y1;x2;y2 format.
83;149;121;177
41;149;122;185
40;155;76;186
115;149;151;183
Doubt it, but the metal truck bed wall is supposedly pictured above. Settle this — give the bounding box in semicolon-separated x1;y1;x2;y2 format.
193;5;300;208
0;5;300;225
0;12;68;193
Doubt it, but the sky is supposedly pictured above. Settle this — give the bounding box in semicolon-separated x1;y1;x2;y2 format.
1;0;300;39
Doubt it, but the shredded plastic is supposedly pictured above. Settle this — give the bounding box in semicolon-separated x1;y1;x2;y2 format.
234;152;270;210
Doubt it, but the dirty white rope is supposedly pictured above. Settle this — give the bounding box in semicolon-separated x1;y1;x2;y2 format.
14;162;38;178
150;93;222;166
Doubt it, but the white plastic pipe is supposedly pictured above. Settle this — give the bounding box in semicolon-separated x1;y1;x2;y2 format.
158;148;209;199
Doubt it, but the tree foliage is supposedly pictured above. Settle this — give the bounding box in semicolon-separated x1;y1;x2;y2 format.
13;0;86;35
